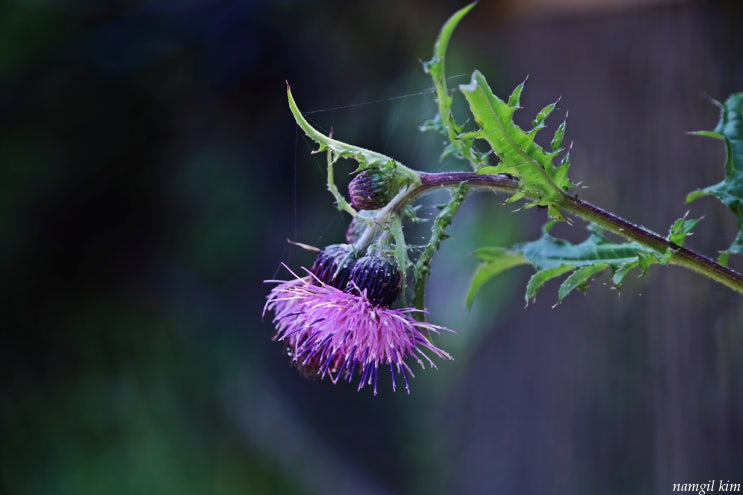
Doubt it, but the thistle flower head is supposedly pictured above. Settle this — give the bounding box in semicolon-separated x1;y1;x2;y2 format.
264;265;453;395
348;168;394;210
311;243;358;288
345;254;401;307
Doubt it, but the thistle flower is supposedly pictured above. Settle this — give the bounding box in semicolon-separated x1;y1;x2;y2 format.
264;265;453;395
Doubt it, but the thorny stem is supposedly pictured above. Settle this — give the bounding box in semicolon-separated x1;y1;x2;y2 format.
359;171;743;294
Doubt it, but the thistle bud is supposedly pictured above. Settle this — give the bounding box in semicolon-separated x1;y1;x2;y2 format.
348;168;393;210
311;244;358;289
346;255;402;307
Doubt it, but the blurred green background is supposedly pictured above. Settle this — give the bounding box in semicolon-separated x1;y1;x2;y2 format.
2;0;743;494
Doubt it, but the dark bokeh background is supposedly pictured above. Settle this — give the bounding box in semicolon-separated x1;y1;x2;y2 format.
3;0;743;494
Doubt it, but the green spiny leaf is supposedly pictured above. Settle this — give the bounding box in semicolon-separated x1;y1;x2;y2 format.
551;116;568;152
466;248;529;307
459;71;575;210
638;252;658;271
508;78;527;108
532;99;559;131
288;84;399;171
686;93;743;260
473;246;511;261
525;265;575;304
468;226;667;305
557;263;610;302
611;261;640;287
424;1;476;79
522;228;655;268
326;150;357;216
668;213;701;247
422;2;482;170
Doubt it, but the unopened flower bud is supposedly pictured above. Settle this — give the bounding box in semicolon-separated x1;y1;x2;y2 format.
311;244;358;289
346;255;402;307
348;168;393;210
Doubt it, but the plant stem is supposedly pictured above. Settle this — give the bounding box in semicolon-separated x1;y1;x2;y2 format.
417;171;743;294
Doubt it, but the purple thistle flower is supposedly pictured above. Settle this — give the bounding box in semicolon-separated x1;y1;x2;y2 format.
264;266;453;395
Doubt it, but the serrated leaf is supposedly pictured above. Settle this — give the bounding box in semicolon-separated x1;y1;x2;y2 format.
638;252;658;270
459;71;575;207
525;265;575;304
557;263;610;302
508;78;526;108
506;191;527;204
515;228;657;270
668;214;701;247
468;226;666;305
532;100;559;130
466;250;529;307
687;93;743;260
287;85;399;171
421;2;481;170
685;189;707;203
424;2;476;77
551;117;567;152
473;246;509;261
611;261;639;286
